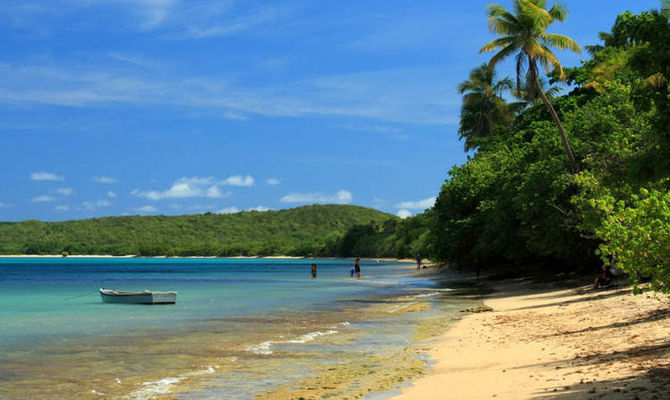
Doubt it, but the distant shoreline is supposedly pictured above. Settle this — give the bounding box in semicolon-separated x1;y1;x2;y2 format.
0;254;416;263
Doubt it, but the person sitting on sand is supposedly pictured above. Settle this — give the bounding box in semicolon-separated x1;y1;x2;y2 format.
311;263;317;279
354;258;361;279
594;258;616;289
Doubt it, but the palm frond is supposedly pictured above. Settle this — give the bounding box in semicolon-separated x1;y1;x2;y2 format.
547;1;568;22
662;0;670;18
520;0;552;29
480;36;517;53
645;72;668;88
541;33;581;53
486;43;520;68
524;39;545;59
585;44;604;56
539;45;563;78
487;17;521;35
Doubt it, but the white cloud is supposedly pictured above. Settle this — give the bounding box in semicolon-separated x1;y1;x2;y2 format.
397;209;412;219
281;190;352;204
132;176;250;200
107;191;117;198
217;206;240;214
217;205;270;214
81;200;112;211
56;187;72;195
265;178;280;185
94;176;117;184
136;205;158;213
396;196;436;210
55;205;70;211
221;175;255;187
30;172;64;181
32;195;55;202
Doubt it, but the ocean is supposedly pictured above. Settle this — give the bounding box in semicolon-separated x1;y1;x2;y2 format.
0;257;476;399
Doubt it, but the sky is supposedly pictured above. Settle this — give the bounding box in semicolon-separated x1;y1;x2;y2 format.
0;0;662;222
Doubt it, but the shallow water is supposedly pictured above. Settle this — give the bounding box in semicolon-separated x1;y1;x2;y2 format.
0;258;475;399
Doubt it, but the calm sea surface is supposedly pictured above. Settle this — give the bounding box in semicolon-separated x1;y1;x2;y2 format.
0;257;475;399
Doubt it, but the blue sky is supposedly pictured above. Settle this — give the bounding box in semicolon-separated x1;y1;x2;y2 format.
0;0;662;222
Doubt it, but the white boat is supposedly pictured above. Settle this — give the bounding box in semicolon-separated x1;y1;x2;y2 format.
99;288;177;304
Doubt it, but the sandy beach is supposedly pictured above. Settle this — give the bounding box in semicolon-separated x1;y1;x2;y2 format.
391;276;670;400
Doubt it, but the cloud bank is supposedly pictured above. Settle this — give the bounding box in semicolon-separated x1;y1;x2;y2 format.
132;175;253;200
281;190;352;204
30;172;64;181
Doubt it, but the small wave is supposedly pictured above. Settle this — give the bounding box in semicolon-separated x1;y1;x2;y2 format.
127;366;217;399
414;292;441;298
130;377;181;399
246;329;339;355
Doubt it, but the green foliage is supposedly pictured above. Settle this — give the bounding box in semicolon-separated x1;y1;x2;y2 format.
0;205;394;257
335;211;436;259
435;62;657;276
595;185;670;293
458;64;514;151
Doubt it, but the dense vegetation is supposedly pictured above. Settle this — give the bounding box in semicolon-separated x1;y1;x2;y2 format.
0;205;396;257
429;1;670;293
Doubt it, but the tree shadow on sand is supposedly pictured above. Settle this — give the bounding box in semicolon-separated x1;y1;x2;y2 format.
504;288;632;312
521;342;670;399
543;307;670;337
532;366;670;399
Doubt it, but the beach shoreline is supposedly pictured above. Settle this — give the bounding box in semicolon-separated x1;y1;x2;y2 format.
0;254;416;263
390;274;670;399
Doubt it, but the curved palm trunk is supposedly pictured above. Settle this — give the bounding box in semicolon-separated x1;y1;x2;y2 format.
530;64;578;173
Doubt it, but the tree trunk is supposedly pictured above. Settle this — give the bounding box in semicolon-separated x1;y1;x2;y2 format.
531;65;579;173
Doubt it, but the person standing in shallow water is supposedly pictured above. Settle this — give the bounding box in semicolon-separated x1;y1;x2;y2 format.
354;258;361;279
311;263;317;279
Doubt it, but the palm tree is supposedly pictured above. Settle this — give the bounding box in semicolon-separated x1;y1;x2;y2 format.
510;75;562;113
480;0;581;172
458;63;513;151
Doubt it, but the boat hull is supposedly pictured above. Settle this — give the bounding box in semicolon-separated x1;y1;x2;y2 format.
99;289;177;304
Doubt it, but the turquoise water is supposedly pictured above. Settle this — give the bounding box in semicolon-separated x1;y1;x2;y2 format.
0;258;431;346
0;257;471;399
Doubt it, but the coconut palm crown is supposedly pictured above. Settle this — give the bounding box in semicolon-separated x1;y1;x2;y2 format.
480;0;581;172
458;64;514;151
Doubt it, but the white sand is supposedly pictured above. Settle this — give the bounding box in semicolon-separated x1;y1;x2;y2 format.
392;279;670;399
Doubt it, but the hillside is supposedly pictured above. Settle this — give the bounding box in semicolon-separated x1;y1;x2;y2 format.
0;205;396;257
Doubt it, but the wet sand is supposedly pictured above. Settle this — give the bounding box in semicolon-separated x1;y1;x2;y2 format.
391;278;670;399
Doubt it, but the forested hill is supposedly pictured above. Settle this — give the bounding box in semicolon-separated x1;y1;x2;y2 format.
0;205;395;257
